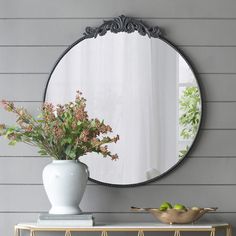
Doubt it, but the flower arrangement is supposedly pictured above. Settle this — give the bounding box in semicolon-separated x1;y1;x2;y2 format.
0;91;119;160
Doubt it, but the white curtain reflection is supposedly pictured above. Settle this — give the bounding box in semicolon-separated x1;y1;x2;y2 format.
46;32;181;185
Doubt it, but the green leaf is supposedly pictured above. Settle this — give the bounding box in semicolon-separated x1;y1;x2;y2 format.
179;86;200;139
65;145;72;156
8;140;17;145
38;149;48;156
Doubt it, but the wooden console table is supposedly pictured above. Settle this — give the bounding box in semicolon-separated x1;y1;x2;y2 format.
14;223;232;236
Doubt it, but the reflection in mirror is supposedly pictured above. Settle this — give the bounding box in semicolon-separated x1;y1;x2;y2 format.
45;30;201;186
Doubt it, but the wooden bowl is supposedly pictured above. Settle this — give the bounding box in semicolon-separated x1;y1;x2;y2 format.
131;206;217;224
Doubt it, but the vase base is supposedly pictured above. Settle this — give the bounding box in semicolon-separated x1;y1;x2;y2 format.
49;206;82;215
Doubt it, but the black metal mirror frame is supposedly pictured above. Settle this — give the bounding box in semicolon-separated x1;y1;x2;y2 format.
44;15;203;187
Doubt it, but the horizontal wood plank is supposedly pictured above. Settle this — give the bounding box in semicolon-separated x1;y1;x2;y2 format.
0;157;235;185
2;19;236;46
2;0;236;19
189;130;236;157
0;185;235;212
0;74;47;101
0;157;50;184
0;47;64;73
180;47;236;74
0;137;39;156
203;102;236;129
199;74;236;102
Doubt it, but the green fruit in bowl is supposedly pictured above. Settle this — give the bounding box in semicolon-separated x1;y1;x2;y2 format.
173;204;187;211
159;202;173;211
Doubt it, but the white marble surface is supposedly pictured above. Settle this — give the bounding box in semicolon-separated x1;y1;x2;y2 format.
16;222;229;229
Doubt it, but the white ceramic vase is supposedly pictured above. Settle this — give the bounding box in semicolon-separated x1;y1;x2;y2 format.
42;160;89;215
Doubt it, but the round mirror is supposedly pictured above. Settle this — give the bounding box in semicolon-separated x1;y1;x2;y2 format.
44;16;202;187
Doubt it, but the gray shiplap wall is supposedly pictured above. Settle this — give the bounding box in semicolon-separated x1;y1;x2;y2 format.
1;0;236;235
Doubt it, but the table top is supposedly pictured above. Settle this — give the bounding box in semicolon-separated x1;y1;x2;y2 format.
16;222;230;230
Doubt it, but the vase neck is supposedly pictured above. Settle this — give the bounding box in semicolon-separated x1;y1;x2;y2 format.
52;160;77;163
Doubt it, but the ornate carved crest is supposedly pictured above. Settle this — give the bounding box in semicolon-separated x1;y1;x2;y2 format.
84;15;162;38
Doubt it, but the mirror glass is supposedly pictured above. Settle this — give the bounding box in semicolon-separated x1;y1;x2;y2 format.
45;29;201;186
